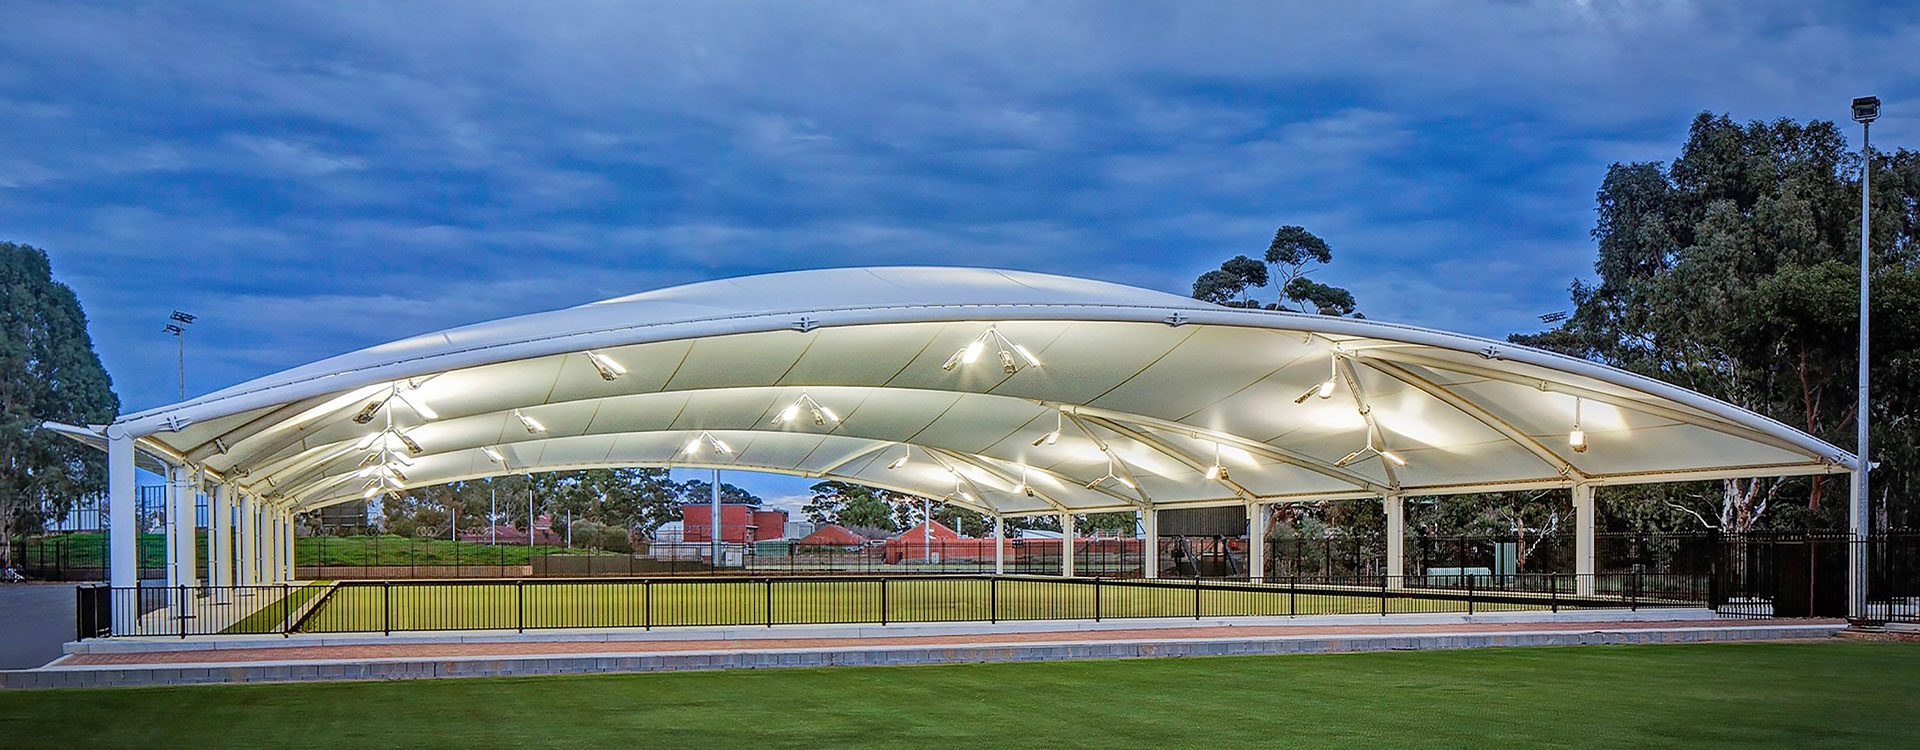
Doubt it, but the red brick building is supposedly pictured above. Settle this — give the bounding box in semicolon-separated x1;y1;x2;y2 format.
680;504;788;543
795;524;872;548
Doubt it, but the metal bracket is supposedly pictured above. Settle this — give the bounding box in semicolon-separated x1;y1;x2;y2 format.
1164;312;1190;327
792;316;821;333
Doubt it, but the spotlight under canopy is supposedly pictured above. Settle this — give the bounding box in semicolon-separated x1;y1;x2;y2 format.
942;324;1041;374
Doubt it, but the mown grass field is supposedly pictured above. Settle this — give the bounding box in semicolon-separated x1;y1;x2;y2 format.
1;641;1912;749
285;577;1568;633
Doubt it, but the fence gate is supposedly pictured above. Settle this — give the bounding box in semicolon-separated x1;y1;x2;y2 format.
1714;533;1849;618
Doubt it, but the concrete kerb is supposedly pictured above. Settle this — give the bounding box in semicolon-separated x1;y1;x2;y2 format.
61;607;1723;656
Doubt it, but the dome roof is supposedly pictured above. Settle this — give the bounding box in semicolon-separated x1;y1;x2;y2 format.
94;266;1849;517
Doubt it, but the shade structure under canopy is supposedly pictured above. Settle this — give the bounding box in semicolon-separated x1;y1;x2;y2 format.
81;267;1853;518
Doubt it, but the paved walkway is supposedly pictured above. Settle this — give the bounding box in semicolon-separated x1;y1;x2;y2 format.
0;584;76;669
53;618;1794;667
2;615;1847;689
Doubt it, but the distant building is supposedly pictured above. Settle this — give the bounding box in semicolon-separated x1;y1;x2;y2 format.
883;520;1012;563
782;519;817;540
317;501;374;534
679;504;787;544
458;513;562;546
795;524;870;548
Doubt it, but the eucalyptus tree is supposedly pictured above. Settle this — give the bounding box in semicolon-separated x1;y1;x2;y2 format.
1192;225;1358;315
1;242;119;569
1515;113;1920;531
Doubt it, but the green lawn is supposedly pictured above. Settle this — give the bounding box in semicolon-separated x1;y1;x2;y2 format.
220;583;330;635
18;532;594;570
0;642;1911;748
292;577;1568;633
297;535;589;567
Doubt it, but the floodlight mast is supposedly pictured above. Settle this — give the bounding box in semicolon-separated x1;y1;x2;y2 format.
163;310;195;400
1852;96;1879;570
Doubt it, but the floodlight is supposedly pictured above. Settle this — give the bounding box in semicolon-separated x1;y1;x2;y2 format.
585;351;627;381
514;409;546;433
1853;96;1881;124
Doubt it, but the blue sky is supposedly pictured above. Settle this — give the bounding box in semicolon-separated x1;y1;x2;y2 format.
4;1;1916;509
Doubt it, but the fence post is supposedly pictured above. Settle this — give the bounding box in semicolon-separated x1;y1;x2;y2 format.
1193;576;1202;620
517;579;525;633
644;579;651;631
1632;569;1640;611
1380;574;1388;616
281;582;290;637
766;578;774;628
178;585;187;639
1551;575;1559;613
1466;574;1475;616
880;578;889;626
990;577;998;623
384;580;392;635
1094;577;1102;622
1708;529;1721;609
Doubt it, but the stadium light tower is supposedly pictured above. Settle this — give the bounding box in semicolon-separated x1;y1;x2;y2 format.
1849;95;1879;620
1853;96;1879;536
161;310;195;400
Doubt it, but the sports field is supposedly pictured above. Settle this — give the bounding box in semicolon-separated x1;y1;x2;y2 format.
272;577;1586;634
1;641;1912;748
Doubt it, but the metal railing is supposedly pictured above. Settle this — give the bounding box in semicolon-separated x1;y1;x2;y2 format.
76;572;1698;639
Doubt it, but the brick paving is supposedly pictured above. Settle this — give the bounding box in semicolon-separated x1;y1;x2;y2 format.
56;618;1837;667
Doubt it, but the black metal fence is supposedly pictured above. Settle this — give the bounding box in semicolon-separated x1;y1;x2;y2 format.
285;537;1143;579
79;571;1696;639
9;531;1733;583
1712;531;1920;622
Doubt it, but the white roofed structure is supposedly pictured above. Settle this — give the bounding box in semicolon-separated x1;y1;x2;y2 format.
60;266;1860;627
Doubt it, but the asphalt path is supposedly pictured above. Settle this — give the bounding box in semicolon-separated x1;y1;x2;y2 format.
0;583;77;669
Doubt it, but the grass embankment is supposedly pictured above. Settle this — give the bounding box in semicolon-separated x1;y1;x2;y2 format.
294;578;1554;633
20;533;601;570
294;535;592;567
0;642;1912;748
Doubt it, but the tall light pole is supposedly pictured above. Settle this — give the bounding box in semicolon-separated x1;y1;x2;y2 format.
710;467;722;566
162;310;195;401
1852;95;1879;534
1850;95;1879;620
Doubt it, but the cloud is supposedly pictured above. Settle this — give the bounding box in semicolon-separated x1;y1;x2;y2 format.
0;0;1916;440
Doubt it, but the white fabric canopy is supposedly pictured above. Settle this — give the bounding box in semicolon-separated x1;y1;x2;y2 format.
86;267;1853;517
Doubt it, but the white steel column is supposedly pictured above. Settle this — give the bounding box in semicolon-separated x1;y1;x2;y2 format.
282;510;296;581
210;484;232;598
107;430;138;635
272;510;286;582
1574;483;1596;596
1142;508;1159;580
238;492;257;586
1385;495;1405;589
1849;472;1867;619
1060;513;1076;578
107;431;137;591
1246;503;1267;583
263;508;280;584
993;515;1005;575
169;467;198;588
